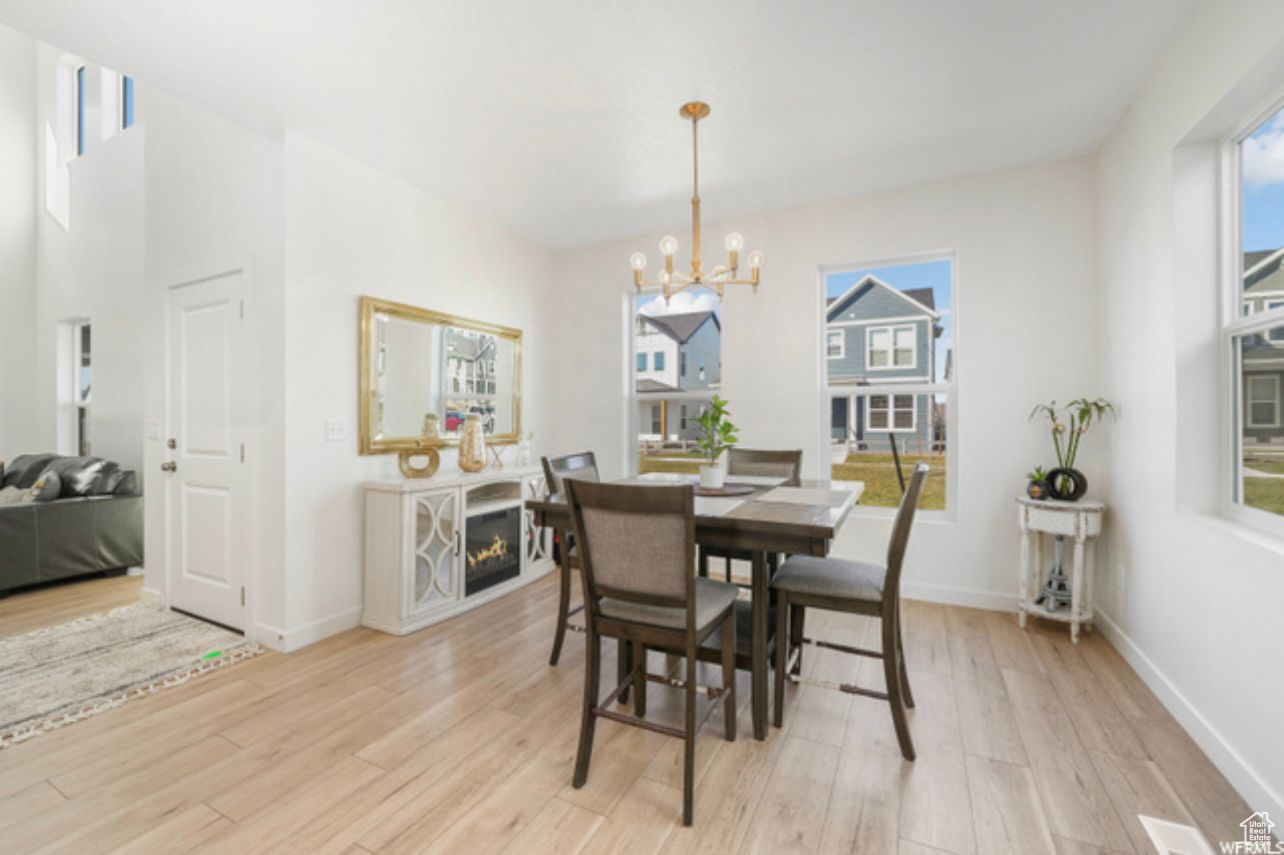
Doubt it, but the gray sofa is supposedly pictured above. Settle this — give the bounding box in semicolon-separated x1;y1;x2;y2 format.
0;453;143;596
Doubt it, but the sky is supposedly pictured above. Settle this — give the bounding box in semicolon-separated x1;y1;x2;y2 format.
1242;106;1284;254
825;258;953;383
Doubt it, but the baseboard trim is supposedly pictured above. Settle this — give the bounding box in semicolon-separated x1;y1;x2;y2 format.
139;586;164;605
1095;606;1283;821
253;606;363;653
901;580;1018;612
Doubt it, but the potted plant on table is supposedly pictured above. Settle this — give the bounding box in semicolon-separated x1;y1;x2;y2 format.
1028;398;1115;501
694;395;739;490
1026;466;1050;500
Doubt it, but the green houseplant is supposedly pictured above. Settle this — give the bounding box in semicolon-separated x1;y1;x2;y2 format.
1028;398;1115;500
1026;466;1050;500
694;395;739;489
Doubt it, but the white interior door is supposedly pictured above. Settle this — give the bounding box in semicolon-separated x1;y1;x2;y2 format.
166;270;246;630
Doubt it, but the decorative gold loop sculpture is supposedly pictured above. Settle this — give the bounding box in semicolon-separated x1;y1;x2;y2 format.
398;447;441;479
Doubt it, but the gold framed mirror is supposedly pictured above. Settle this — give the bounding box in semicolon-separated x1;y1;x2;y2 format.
358;296;522;455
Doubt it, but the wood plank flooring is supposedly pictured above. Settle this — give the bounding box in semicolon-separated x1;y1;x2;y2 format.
0;572;1256;853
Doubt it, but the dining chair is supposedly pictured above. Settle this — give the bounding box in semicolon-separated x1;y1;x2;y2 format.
566;479;738;826
771;463;928;760
698;448;802;584
542;452;600;666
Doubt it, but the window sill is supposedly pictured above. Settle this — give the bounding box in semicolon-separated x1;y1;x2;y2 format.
1198;510;1284;559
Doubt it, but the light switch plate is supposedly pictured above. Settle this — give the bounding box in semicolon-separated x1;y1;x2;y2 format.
325;420;347;442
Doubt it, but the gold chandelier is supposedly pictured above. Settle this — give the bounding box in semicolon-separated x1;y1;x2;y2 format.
630;102;763;300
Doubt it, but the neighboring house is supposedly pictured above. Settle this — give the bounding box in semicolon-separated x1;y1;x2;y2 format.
1242;249;1284;448
826;275;942;450
635;310;721;443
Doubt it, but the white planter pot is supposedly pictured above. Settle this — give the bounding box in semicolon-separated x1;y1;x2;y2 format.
699;464;725;490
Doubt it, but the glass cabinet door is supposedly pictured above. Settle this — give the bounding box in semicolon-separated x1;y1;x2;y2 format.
412;489;459;612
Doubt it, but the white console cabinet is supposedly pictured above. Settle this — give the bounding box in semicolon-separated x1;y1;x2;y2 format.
362;466;554;635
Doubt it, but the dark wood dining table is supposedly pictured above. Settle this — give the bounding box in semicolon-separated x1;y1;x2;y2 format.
528;473;864;740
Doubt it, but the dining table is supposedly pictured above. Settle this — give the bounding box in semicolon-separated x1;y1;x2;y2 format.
528;472;864;741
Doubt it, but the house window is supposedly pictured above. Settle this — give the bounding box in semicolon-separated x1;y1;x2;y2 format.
632;287;722;471
867;394;916;432
824;259;953;513
867;324;916;370
122;75;135;129
1247;375;1280;429
826;329;845;358
1233;102;1284;521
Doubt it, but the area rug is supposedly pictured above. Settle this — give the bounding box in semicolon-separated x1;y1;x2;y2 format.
0;602;261;748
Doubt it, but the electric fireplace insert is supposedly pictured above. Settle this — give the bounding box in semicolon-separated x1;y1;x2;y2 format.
464;505;521;596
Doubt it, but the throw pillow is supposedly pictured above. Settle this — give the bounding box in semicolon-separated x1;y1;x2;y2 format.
93;460;126;494
31;471;62;502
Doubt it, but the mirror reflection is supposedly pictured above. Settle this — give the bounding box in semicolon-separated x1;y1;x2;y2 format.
361;298;521;452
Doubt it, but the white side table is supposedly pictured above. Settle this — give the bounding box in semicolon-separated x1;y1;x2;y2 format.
1016;496;1104;643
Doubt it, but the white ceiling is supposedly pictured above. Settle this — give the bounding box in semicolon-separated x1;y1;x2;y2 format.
0;0;1196;249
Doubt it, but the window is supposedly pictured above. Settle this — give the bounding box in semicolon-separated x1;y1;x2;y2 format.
75;66;86;157
867;324;916;369
826;329;845;358
632;287;722;471
1247;375;1280;428
1233;103;1284;521
824;258;953;512
59;321;91;456
867;394;916;432
122;75;135;129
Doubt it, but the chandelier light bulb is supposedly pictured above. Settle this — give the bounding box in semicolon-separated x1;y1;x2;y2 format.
659;235;679;257
747;250;765;269
660;269;672;283
724;232;744;253
629;252;647;271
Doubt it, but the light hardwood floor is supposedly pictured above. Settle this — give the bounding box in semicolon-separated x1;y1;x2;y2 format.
0;571;1255;854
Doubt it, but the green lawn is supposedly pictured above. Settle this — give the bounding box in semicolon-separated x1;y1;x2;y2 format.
831;453;946;510
1244;476;1284;515
637;450;947;511
1244;457;1284;475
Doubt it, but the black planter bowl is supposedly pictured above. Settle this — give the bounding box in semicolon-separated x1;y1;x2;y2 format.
1045;467;1087;501
1026;480;1050;500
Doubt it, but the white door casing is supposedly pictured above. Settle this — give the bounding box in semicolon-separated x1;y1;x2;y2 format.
165;269;247;630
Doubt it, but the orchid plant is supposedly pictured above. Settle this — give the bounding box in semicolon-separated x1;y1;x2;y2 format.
1029;398;1116;472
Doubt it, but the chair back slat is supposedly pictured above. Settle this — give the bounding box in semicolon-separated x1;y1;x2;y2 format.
542;452;599;497
567;480;695;618
885;463;929;598
726;448;802;485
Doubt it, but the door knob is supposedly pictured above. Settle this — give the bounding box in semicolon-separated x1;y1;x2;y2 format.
161;461;177;473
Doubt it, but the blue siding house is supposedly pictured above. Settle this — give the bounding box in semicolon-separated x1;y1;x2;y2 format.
827;275;942;449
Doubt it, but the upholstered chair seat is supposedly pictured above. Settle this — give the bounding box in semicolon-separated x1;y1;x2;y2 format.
600;577;738;631
772;556;885;602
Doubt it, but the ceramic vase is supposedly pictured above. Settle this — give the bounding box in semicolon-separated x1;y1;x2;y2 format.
458;414;487;473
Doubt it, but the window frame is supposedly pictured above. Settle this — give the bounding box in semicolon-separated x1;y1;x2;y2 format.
654;350;665;371
826;329;845;359
1224;98;1284;535
866;322;917;371
1246;374;1280;429
636;352;647;372
865;393;917;433
819;252;958;522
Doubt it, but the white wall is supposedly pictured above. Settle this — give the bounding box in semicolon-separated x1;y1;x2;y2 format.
552;157;1100;607
0;24;37;462
1095;0;1284;821
31;43;144;472
141;90;287;636
279;132;555;648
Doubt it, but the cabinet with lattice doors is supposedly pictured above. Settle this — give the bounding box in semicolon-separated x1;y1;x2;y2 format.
362;467;556;635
